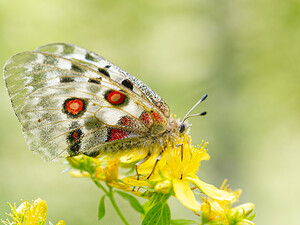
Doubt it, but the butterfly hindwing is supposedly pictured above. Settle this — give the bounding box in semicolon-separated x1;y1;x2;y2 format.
4;44;170;160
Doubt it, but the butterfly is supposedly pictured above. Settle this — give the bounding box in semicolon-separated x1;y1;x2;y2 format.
4;43;206;172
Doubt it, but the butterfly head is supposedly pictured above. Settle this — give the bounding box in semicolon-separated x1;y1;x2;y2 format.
178;120;190;134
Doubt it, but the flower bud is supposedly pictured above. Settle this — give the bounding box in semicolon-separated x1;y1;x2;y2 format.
154;180;172;194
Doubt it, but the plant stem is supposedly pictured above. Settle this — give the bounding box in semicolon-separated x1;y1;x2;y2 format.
92;178;129;225
107;186;130;225
92;177;109;195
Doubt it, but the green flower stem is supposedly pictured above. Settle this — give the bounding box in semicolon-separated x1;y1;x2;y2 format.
91;177;129;225
91;177;109;195
107;186;130;225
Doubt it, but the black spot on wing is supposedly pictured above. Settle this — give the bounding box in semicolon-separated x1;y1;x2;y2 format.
121;79;133;90
105;65;111;69
71;64;84;73
67;123;83;156
88;78;101;84
60;77;75;83
63;45;75;54
85;53;97;61
98;68;110;77
43;56;58;65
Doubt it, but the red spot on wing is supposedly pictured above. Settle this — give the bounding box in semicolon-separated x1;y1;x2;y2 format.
150;111;164;123
107;91;125;105
140;111;152;125
72;131;79;140
120;116;136;127
107;128;128;142
66;99;84;115
140;111;164;125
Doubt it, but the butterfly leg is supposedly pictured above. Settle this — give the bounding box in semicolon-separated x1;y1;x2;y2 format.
176;144;183;161
146;152;162;179
135;152;151;180
176;144;183;179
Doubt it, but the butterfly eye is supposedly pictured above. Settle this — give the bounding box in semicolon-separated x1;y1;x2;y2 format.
179;123;185;133
106;90;126;105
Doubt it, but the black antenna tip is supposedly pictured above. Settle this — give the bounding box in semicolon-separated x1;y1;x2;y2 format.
201;94;208;102
200;111;207;116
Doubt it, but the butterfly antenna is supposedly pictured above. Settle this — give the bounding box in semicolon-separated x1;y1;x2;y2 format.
182;94;208;123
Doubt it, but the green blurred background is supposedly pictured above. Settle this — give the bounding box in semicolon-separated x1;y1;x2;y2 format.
0;0;299;224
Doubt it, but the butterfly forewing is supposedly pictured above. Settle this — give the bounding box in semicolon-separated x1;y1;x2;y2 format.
4;43;170;160
36;43;170;117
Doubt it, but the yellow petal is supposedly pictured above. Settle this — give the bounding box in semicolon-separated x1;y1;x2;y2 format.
122;177;152;187
69;170;90;178
56;220;66;225
229;203;255;217
33;198;48;221
119;151;147;164
200;197;211;216
237;219;255;225
136;153;166;175
15;201;31;214
186;176;235;201
15;199;48;224
209;201;226;215
173;179;200;211
109;181;145;198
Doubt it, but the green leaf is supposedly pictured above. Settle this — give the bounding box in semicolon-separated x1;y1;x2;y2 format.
247;212;256;220
170;219;198;225
98;195;106;221
115;190;145;214
141;190;155;198
143;194;161;214
143;193;171;215
79;156;96;174
151;193;170;205
142;202;171;225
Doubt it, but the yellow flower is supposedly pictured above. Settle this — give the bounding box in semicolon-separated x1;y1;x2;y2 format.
65;135;255;224
67;155;144;198
124;135;235;211
201;180;255;225
95;158;120;182
56;221;66;225
1;198;65;225
228;203;255;225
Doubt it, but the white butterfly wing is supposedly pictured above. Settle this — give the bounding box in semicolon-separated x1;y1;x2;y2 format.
36;43;170;117
4;44;170;160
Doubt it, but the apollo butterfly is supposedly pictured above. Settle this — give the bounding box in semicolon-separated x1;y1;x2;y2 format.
3;43;206;170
